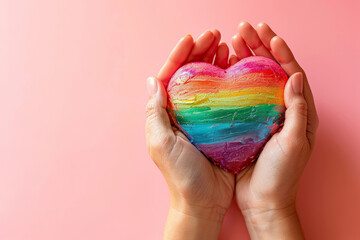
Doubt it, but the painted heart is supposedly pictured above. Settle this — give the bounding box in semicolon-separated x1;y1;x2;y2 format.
167;56;288;174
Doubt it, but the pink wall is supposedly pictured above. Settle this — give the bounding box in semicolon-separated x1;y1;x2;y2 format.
0;0;359;239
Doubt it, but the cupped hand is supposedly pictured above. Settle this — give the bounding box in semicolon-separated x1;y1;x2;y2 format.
232;22;319;238
145;30;234;239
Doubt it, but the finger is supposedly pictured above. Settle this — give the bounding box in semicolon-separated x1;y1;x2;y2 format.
270;36;319;146
281;72;307;139
256;22;276;50
186;30;214;62
270;36;303;75
157;35;194;89
237;21;275;60
145;77;175;157
214;42;229;68
201;29;221;63
229;54;239;66
231;34;252;60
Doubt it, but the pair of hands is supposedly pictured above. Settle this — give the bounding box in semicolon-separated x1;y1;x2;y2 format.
145;21;318;239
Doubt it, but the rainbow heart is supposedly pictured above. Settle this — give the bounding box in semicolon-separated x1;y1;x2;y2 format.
167;56;288;174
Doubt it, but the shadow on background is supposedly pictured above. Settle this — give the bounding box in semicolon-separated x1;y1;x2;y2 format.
298;109;360;239
219;109;360;240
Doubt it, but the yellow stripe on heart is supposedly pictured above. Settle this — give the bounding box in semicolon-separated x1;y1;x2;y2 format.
170;87;284;110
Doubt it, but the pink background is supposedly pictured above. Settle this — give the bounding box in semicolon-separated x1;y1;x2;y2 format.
1;0;359;239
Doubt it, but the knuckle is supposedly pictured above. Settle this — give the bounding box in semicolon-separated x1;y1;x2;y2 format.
145;103;165;127
147;131;174;159
145;100;157;119
146;139;163;165
292;101;308;118
287;137;306;151
278;138;307;159
147;133;175;172
155;133;174;149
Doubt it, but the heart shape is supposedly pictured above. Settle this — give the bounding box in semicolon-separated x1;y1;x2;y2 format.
167;56;288;174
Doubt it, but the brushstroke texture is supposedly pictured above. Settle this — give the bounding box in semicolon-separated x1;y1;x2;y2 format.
167;56;288;173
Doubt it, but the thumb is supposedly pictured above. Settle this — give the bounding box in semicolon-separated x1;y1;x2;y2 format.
145;77;175;158
280;72;308;139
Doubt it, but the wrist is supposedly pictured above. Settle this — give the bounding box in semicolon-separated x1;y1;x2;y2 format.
241;204;305;240
164;207;223;240
242;203;296;226
170;196;228;222
164;199;226;240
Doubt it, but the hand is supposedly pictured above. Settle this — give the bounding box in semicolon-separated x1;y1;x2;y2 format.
232;22;319;239
145;30;234;239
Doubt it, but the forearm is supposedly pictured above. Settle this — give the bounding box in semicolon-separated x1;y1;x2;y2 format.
164;206;224;240
242;205;305;240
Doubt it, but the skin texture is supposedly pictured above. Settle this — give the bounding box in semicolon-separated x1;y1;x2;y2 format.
145;22;319;239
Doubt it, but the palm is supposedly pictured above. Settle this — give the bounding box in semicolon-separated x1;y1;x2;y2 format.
172;128;234;209
235;131;310;210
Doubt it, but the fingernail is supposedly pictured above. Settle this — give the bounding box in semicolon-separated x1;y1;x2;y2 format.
146;77;158;96
292;72;303;94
